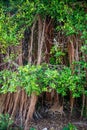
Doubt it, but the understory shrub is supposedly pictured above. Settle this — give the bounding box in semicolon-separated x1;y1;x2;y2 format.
0;113;13;130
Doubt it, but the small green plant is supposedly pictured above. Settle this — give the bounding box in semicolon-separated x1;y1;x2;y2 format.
50;45;65;65
62;123;78;130
0;113;13;130
30;127;36;130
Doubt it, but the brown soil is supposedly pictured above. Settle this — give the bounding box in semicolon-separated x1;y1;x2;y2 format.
29;115;87;130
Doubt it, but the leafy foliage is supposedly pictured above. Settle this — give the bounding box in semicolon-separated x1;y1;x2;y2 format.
0;1;87;48
50;45;65;65
0;64;86;98
0;113;13;130
62;123;78;130
0;0;35;53
30;127;36;130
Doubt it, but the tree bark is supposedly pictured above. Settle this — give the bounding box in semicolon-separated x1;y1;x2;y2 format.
28;21;36;64
68;36;75;115
24;93;38;130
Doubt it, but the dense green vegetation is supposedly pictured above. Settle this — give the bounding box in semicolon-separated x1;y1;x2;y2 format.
0;64;85;97
0;1;87;46
0;114;13;130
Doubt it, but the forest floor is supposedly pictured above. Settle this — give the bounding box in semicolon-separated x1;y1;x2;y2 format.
29;112;87;130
